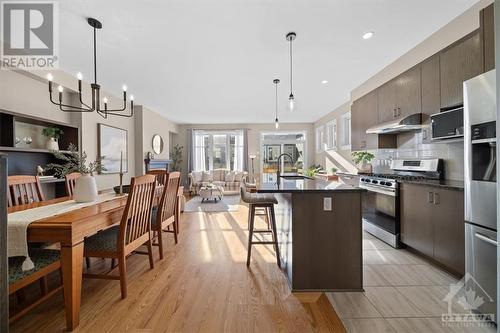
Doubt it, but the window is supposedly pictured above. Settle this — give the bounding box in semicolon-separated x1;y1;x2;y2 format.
193;130;245;171
340;112;351;150
325;119;337;149
315;126;325;152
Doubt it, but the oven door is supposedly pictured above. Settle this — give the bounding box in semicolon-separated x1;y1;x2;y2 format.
361;185;399;247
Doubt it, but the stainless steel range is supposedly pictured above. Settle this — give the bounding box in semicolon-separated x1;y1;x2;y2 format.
359;158;443;248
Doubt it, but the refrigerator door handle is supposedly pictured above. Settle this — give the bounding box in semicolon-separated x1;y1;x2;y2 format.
475;232;498;246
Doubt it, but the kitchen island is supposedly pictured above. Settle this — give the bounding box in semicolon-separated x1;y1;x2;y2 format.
257;175;365;291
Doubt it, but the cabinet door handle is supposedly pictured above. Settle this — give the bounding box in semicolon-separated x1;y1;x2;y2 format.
397;107;401;117
433;192;440;205
393;108;397;118
427;191;434;203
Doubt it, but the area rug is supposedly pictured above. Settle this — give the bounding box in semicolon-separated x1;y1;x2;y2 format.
184;194;241;212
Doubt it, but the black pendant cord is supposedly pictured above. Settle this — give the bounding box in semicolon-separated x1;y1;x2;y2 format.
93;26;97;85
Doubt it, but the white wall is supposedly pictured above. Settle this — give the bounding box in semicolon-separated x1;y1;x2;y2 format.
0;69;178;190
173;122;315;185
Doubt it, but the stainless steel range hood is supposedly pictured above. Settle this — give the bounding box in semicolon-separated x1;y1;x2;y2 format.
366;113;423;134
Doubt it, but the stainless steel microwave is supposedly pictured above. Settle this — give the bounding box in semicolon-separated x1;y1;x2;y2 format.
430;106;464;140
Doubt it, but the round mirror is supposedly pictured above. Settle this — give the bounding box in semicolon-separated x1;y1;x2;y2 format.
152;134;163;155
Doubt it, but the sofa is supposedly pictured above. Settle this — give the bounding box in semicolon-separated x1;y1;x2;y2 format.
188;169;248;195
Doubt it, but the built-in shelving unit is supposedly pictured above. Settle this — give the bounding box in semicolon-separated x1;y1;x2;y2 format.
0;109;80;176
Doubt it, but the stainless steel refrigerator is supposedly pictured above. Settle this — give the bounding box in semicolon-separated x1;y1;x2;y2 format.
464;69;497;321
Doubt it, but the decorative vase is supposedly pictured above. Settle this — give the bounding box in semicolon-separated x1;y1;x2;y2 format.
359;161;373;174
74;174;98;203
46;137;59;151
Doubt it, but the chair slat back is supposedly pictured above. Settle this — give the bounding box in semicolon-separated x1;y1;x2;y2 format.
65;172;81;197
147;169;168;186
8;175;45;207
119;174;156;247
156;172;181;225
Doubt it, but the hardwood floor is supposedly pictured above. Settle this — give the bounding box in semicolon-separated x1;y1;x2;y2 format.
10;204;345;332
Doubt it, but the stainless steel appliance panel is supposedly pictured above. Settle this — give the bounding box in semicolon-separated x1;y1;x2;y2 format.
465;223;497;318
464;69;497;229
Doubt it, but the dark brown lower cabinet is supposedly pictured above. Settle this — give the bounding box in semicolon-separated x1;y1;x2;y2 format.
401;183;465;275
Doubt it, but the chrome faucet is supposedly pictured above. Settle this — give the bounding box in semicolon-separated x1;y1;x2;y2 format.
276;153;294;181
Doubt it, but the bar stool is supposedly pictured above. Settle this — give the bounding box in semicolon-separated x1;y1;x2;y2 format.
240;185;281;268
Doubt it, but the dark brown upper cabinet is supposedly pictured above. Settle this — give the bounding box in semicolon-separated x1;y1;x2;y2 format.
421;55;441;120
440;31;483;109
480;3;495;72
351;90;396;151
377;79;397;123
394;65;422;118
377;66;421;123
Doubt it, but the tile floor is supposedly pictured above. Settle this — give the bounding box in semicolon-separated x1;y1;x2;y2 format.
327;232;497;333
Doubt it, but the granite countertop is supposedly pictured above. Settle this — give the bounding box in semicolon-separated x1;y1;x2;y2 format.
400;179;464;191
257;175;365;193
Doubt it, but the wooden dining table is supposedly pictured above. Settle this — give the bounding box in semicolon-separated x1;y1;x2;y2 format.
7;187;179;331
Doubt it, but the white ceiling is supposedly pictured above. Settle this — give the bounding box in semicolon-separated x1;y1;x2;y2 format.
58;0;479;124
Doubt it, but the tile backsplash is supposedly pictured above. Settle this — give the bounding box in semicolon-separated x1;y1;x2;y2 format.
369;130;464;180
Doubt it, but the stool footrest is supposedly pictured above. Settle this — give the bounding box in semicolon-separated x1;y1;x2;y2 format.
253;230;272;233
250;241;277;245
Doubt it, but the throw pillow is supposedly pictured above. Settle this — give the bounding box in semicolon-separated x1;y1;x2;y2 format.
225;171;235;182
234;172;244;182
202;171;213;182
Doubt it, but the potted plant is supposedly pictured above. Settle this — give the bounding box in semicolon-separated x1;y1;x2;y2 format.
41;127;64;151
351;151;375;173
328;167;339;181
303;165;323;178
45;144;105;202
169;144;183;171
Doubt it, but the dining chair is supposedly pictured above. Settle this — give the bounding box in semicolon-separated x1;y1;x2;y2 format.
7;175;45;207
147;169;168;186
83;174;156;299
8;249;62;323
152;172;181;260
64;172;81;197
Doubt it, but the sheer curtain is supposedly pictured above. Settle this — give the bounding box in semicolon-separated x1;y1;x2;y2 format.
233;131;244;172
194;131;207;171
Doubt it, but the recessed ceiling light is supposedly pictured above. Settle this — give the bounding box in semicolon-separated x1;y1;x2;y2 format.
362;31;374;40
321;80;328;84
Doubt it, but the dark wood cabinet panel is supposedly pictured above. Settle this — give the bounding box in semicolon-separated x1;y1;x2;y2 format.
433;189;465;275
401;183;434;258
421;55;440;120
440;32;483;108
395;65;421;118
351;91;396;150
401;182;465;275
377;80;397;123
481;3;495;72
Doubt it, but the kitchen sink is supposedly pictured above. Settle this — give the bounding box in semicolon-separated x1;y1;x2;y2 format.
280;175;313;180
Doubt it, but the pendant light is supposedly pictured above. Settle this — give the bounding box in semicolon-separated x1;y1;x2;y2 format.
273;79;280;129
286;32;297;112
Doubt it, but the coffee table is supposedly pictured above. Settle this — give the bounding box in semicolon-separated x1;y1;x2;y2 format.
199;185;224;203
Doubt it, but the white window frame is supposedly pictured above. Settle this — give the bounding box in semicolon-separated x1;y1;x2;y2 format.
340;112;351;150
325;119;337;150
315;125;325;153
193;130;244;171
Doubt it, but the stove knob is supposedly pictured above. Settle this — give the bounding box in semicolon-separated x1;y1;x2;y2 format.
379;181;386;186
385;182;393;187
371;180;378;184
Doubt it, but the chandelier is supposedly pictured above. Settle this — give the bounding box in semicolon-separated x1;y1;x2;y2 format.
47;18;134;118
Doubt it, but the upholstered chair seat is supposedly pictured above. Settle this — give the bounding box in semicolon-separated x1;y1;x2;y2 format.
9;249;60;285
83;227;120;253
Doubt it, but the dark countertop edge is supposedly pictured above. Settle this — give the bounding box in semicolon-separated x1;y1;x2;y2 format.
257;188;366;194
399;179;464;191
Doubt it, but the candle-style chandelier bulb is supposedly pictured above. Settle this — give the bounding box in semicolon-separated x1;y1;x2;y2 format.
47;73;53;81
77;72;83;80
58;85;63;93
